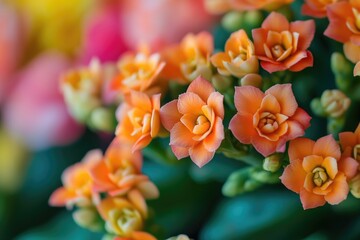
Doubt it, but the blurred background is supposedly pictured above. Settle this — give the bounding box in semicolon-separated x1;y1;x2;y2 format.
1;0;360;239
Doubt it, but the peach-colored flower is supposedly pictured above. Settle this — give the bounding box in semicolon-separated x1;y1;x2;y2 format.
90;138;159;201
160;76;224;167
324;0;360;46
230;0;294;11
161;32;213;83
339;123;360;163
302;0;341;18
111;47;165;95
204;0;232;14
229;84;311;157
116;91;161;152
280;135;358;209
49;149;102;208
343;41;360;76
211;29;259;78
252;12;315;73
97;197;156;240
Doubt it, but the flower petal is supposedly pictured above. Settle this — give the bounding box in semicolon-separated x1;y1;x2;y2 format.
262;12;289;32
288;51;313;72
322;157;338;179
313;135;341;159
130;91;152;112
207;92;224;119
203;116;224;152
303;155;323;173
290;20;315;50
280;159;307;194
189;143;215;168
324;173;349;205
49;187;76;207
338;157;359;179
251;134;278;157
170;122;196;147
178;92;205;115
171;145;189;159
234;86;264;115
288;138;315;162
186;76;214;102
160;100;181;131
300;188;326;210
229;113;256;144
265;84;298;116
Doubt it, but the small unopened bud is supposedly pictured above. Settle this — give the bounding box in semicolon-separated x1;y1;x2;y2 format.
221;11;244;32
355;62;360;77
243;10;264;28
240;73;262;88
212;74;232;92
88;107;116;132
263;153;282;172
350;174;360;198
331;52;353;80
320;90;351;118
73;208;103;232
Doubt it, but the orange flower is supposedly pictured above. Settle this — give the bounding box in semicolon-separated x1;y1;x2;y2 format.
229;84;311;157
97;197;156;240
339;123;360;163
280;135;358;209
91;138;159;200
343;42;360;76
230;0;294;11
160;76;224;167
211;29;259;77
252;12;315;73
116;91;161;152
161;32;213;83
111;47;165;94
302;0;341;18
49;150;102;207
324;0;360;46
204;0;232;14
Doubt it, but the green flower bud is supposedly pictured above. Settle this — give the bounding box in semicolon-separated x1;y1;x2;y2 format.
331;52;353;90
88;107;116;132
350;174;360;198
212;74;233;92
243;10;264;28
240;73;262;88
221;11;244;32
73;207;103;232
263;153;282;172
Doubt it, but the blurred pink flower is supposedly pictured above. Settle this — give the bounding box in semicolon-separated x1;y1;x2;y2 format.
81;2;128;64
120;0;216;51
3;52;84;150
0;3;24;104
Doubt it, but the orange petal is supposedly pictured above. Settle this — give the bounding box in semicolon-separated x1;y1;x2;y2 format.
280;159;307;194
197;31;214;56
133;134;152;152
170;122;196;147
300;188;326;210
343;42;360;63
203;116;224;152
171;145;189;159
290;20;315;50
303;155;323;173
252;28;267;56
211;52;229;70
339;132;357;150
260;61;288;73
284;51;308;69
130;91;152;112
229;113;256;144
251;134;278;157
313;135;341;159
189;143;215;168
137;181;159;199
265;84;297;116
324;2;353;43
354;61;360;77
49;187;76;207
178;92;205;115
338;157;359;179
160;100;181;131
324;173;349;205
286;121;305;141
288;51;313;72
259;94;280;113
131;231;157;240
261;12;290;32
288;138;315;162
186;76;214;102
234;86;264;114
207;92;224;119
322;157;338;179
150;109;160;137
290;108;311;129
128;189;148;218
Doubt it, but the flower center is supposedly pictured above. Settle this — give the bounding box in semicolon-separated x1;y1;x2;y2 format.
312;167;328;187
107;208;142;236
258;112;278;134
354;144;360;162
193;114;210;135
271;44;285;59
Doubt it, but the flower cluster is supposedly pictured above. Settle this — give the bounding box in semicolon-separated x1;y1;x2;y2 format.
48;0;360;239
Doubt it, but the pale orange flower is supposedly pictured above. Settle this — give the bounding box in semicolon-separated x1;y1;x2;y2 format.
302;0;341;18
160;77;224;167
161;32;213;83
230;0;294;11
324;0;360;46
204;0;232;14
97;197;156;240
49;150;102;208
90;138;159;201
116;91;161;152
252;12;315;73
211;29;259;78
339;123;360;163
229;84;311;157
111;47;165;94
280;135;358;209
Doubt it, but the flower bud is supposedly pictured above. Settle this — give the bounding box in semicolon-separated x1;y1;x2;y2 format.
240;73;262;88
105;208;143;237
221;11;244;32
167;234;192;240
211;74;232;92
350;174;360;198
331;52;353;90
320;90;351;118
243;10;264;28
263;153;282;172
73;207;103;232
